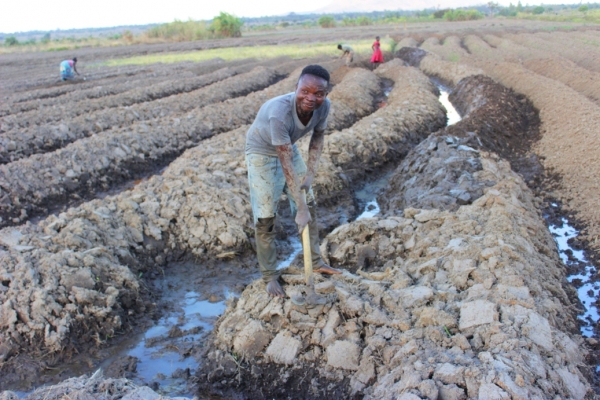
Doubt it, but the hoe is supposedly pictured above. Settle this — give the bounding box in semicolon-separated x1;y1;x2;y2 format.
291;190;327;308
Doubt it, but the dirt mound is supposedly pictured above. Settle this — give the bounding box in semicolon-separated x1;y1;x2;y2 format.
446;75;540;169
395;47;428;67
195;64;592;399
199;142;591;400
378;135;495;219
1;66;279;163
397;47;483;87
0;369;187;400
0;64;386;389
444;57;600;255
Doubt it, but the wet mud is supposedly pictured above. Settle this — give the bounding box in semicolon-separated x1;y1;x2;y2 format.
414;40;600;390
2;26;600;399
0;62;387;392
194;58;596;399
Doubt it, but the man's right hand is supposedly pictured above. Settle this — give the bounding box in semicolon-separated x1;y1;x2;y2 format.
295;206;312;234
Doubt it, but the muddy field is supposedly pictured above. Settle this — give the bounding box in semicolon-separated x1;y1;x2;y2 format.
1;20;600;399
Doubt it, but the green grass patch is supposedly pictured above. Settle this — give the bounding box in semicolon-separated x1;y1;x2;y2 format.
582;38;600;47
516;9;600;24
103;40;392;66
448;53;460;62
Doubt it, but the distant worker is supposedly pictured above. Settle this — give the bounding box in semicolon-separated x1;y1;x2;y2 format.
60;57;79;81
245;65;342;298
337;44;354;66
370;36;384;68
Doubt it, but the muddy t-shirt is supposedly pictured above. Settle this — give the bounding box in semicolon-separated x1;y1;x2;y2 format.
245;92;330;156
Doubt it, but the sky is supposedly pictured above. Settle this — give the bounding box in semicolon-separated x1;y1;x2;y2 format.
3;0;327;33
3;0;587;33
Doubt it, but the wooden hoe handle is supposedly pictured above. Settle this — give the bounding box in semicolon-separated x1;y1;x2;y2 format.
301;190;313;286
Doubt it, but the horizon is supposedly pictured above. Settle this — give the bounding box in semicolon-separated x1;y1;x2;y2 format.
3;0;591;35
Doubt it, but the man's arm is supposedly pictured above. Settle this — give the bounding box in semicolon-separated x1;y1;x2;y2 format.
300;128;324;193
275;144;311;232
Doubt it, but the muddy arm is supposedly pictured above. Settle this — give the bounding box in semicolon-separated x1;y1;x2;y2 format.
275;144;311;232
301;128;324;192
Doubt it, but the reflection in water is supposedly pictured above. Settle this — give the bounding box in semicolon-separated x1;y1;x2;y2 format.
547;204;600;338
438;89;461;126
95;287;229;398
356;200;380;220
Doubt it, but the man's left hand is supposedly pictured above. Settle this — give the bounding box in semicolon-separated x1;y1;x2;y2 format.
300;175;313;192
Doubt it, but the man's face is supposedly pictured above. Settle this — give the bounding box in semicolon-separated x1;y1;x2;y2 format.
295;74;328;114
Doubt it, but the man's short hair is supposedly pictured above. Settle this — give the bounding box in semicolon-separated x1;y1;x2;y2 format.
299;65;330;84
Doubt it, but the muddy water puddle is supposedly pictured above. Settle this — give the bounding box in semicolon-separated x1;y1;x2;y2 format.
434;81;461;126
375;78;394;108
12;261;257;398
546;204;600;338
101;261;256;397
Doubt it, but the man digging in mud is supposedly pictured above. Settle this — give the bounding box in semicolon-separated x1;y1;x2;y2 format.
245;65;341;297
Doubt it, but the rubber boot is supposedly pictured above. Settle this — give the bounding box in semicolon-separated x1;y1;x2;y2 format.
255;217;279;283
307;203;326;268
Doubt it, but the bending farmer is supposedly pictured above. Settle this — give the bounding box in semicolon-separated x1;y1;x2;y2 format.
60;57;79;81
337;44;354;66
245;64;342;298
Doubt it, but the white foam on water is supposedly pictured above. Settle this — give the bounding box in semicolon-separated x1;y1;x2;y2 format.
549;214;600;337
356;200;380;220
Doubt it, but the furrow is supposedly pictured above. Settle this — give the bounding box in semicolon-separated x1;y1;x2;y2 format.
197;66;592;400
414;39;600;253
0;63;383;369
0;66;283;163
1;64;205;116
0;66;286;226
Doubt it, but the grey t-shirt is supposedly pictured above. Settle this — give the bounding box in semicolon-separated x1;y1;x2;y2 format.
245;92;330;156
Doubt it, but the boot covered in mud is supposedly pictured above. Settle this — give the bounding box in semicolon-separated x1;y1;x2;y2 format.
255;217;279;283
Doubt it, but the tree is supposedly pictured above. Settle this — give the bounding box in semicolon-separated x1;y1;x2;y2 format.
122;30;134;42
318;16;336;28
210;12;243;38
433;9;450;18
356;16;372;26
532;6;545;14
41;32;51;44
4;36;18;46
488;2;500;16
516;1;524;11
579;5;589;12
